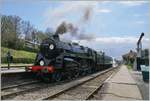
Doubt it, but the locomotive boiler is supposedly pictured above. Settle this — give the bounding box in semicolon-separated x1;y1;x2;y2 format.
27;34;113;82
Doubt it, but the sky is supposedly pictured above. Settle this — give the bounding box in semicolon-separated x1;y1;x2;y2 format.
1;0;150;59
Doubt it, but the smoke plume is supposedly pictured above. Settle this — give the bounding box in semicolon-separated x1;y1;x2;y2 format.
55;22;67;35
77;33;95;41
55;21;78;35
82;6;93;23
55;5;94;41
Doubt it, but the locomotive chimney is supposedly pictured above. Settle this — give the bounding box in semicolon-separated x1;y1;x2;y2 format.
53;34;60;41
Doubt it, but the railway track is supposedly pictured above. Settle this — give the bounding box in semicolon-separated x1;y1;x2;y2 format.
1;80;40;90
1;76;73;100
1;75;77;100
1;67;119;100
43;67;119;100
1;80;42;100
1;71;37;88
87;71;115;100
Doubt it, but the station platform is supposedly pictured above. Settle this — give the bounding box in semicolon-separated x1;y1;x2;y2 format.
1;64;32;74
130;70;149;100
1;67;26;74
1;63;32;67
99;65;143;100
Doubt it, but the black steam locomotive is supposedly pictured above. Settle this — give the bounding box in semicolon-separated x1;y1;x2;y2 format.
27;35;113;82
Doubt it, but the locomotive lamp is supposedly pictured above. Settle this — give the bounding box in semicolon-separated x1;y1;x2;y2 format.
40;60;45;66
49;44;54;50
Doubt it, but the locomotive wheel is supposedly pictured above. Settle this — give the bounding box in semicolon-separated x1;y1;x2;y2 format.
82;71;86;76
74;70;79;78
87;68;92;74
52;72;62;82
67;72;72;80
36;71;42;80
40;73;51;83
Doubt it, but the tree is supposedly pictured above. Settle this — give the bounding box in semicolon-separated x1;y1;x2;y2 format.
1;15;21;48
21;21;34;41
1;15;50;50
36;31;48;43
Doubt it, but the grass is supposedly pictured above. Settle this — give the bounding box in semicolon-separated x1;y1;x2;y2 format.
1;47;37;63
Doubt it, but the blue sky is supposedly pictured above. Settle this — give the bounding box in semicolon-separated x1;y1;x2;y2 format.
1;0;150;59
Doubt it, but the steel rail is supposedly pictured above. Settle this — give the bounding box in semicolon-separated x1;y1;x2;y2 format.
1;75;78;100
42;67;118;100
1;80;40;90
1;81;43;100
85;69;117;100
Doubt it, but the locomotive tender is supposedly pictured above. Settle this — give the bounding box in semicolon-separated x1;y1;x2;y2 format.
27;34;113;82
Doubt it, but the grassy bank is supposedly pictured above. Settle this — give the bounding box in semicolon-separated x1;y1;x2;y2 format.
1;47;37;63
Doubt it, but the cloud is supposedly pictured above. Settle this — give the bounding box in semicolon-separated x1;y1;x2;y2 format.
118;1;149;6
101;1;112;4
43;1;112;28
44;1;97;19
96;9;111;13
73;36;149;44
46;2;93;18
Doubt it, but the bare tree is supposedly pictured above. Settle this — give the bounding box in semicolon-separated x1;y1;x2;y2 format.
21;21;34;41
1;15;21;48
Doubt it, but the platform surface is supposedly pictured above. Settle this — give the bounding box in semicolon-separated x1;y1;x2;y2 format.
1;67;25;74
130;70;149;100
100;65;143;100
1;63;32;67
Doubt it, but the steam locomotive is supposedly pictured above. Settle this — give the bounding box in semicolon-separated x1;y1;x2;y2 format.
27;35;113;82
